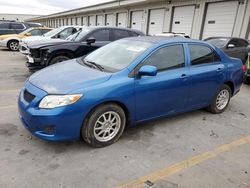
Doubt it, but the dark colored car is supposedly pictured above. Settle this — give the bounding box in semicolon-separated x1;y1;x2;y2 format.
204;37;250;64
18;37;243;147
26;27;144;71
0;22;43;35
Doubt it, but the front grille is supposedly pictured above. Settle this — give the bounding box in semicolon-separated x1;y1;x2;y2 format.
30;49;40;58
23;89;35;103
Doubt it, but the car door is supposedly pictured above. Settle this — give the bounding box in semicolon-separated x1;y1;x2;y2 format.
0;23;11;35
188;44;225;108
87;29;111;47
134;44;189;121
10;23;25;34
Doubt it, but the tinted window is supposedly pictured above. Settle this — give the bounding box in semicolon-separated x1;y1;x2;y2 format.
41;29;51;34
58;27;77;39
113;29;130;40
30;29;42;36
143;45;185;71
130;31;140;37
89;29;110;41
229;39;248;47
189;45;220;65
0;23;9;29
204;38;229;48
10;23;24;29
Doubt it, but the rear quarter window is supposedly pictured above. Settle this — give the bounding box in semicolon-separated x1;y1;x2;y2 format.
189;44;220;65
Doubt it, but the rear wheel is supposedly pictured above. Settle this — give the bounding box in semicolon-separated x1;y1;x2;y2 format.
49;55;70;66
7;40;19;51
207;84;231;114
82;103;126;148
244;76;250;85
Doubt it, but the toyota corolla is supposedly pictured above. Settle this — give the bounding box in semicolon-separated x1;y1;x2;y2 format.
18;37;244;147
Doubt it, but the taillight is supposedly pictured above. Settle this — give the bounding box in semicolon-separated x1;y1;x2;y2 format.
242;64;246;72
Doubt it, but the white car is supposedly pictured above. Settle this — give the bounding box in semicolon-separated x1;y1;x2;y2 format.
154;32;190;38
19;26;84;54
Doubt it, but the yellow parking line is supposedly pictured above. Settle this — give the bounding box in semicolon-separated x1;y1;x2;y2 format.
118;135;250;188
0;89;19;93
0;105;16;110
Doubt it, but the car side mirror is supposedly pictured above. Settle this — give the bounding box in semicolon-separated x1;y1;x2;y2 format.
86;37;96;45
227;44;235;48
25;33;32;36
138;65;157;77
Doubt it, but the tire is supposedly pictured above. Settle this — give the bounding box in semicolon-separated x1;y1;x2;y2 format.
49;55;70;66
82;103;126;148
244;76;250;85
207;84;232;114
7;40;19;51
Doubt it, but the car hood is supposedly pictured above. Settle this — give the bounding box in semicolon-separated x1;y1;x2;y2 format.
21;36;50;43
28;59;112;94
28;39;71;49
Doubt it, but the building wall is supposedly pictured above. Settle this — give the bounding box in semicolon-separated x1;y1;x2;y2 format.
0;14;41;22
27;0;250;39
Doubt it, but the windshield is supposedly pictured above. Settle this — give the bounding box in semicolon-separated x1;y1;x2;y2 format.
20;28;32;35
67;28;91;41
83;39;153;72
44;27;64;37
205;38;229;48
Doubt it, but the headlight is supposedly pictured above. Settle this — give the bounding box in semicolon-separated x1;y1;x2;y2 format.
39;94;82;109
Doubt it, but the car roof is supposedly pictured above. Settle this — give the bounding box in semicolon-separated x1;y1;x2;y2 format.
124;36;199;44
86;26;144;33
29;27;52;30
205;36;248;41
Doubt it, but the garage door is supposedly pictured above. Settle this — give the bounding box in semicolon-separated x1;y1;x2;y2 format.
148;9;165;35
76;17;81;25
131;11;143;31
97;15;104;26
82;17;88;26
117;12;127;27
171;5;195;36
202;1;239;39
105;14;114;26
89;16;96;26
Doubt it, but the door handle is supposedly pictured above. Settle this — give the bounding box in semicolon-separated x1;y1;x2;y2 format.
180;74;188;79
217;68;223;72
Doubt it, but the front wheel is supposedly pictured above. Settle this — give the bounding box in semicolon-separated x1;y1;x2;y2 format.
207;84;232;114
82;103;126;148
7;40;19;51
49;55;70;66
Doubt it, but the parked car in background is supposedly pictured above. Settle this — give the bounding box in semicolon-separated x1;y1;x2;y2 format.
155;32;190;38
205;37;250;64
18;37;243;147
244;53;250;84
0;22;43;35
25;26;144;71
19;26;82;54
0;27;52;51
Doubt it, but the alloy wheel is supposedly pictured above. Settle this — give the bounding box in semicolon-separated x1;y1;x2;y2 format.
93;111;121;142
216;89;230;110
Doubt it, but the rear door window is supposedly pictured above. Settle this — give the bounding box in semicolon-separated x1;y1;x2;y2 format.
189;44;220;66
89;29;110;41
0;23;9;29
10;23;24;30
113;29;130;40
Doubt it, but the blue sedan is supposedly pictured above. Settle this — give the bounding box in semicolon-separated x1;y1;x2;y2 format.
18;37;244;147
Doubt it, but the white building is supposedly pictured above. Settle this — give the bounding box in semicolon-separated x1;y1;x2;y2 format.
0;14;42;22
26;0;250;40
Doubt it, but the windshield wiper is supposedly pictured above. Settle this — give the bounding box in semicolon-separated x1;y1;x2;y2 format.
84;60;104;72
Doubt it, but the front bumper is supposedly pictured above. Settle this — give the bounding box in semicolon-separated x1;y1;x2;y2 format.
18;81;86;141
0;40;7;48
